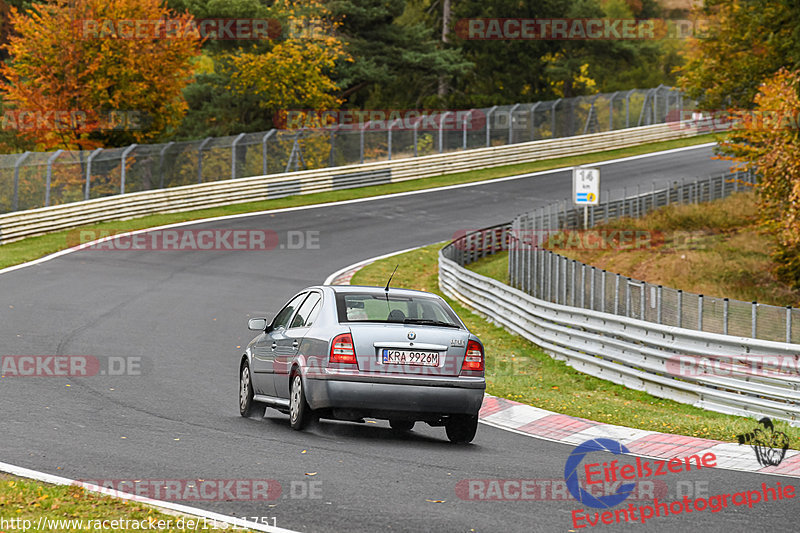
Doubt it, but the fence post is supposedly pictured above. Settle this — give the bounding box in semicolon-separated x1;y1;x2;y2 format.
589;266;595;310
751;301;757;338
529;102;541;140
787;306;792;344
677;290;683;328
508;103;520;144
625;278;631;317
439;111;453;154
413;118;421;157
485;106;498;147
262;130;275;174
359;122;366;164
158;141;174;189
12;151;31;211
598;270;605;312
231;132;246;179
640;281;646;320
571;260;577;306
657;285;662;324
698;294;703;331
197;137;212;184
723;298;729;335
85;148;103;201
580;263;586;308
614;274;620;315
551;99;562;138
462;110;474;149
554;253;560;303
45;149;64;207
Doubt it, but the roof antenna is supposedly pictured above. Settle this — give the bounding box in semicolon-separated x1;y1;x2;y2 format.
384;264;399;292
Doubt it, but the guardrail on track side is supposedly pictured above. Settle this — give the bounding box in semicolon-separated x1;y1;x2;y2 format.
0;122;701;244
439;174;800;426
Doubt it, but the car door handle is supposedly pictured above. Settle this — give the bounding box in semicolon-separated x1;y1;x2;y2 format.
292;341;299;348
271;343;277;350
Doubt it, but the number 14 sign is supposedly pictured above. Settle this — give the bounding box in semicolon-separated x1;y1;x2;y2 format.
573;167;600;205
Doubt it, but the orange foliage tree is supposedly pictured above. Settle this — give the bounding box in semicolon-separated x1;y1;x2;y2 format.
0;0;201;151
722;68;800;286
225;0;347;115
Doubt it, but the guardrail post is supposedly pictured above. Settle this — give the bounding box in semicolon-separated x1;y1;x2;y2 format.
787;306;792;343
508;103;520;144
485;106;498;147
589;266;595;310
698;294;703;331
657;285;663;324
723;298;729;335
614;274;620;314
677;290;683;327
262;130;275;174
751;301;757;338
12;151;31;211
85;147;103;201
120;144;137;195
45;149;64;207
231;132;246;179
197;137;212;184
600;270;606;312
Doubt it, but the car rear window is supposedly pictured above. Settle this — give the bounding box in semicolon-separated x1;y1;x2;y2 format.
335;292;461;327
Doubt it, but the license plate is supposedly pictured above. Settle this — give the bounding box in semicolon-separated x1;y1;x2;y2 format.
382;349;439;366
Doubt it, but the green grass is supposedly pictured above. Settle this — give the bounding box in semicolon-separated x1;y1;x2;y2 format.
0;134;717;270
0;474;254;532
350;242;800;448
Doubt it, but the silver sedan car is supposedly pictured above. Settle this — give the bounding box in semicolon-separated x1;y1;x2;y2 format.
239;285;485;443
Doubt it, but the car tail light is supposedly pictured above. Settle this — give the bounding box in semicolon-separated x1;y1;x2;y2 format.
462;340;484;372
330;333;357;365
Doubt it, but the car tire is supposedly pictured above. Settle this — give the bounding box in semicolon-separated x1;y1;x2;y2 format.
239;361;264;418
445;414;478;444
289;373;312;430
389;419;415;432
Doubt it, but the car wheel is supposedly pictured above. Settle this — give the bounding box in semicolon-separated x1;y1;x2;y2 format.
389;419;415;432
445;414;479;444
289;373;312;430
239;362;264;418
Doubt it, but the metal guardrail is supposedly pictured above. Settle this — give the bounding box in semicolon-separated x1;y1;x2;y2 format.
0;86;685;214
439;171;800;425
0;122;701;244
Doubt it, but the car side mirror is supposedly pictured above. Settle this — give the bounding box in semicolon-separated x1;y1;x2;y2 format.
248;318;268;331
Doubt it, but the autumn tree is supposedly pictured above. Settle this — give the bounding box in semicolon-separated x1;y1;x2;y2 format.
679;0;800;110
0;0;202;151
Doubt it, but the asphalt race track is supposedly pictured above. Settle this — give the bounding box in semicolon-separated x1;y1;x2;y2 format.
2;145;795;532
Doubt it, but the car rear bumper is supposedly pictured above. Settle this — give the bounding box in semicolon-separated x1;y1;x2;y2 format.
305;377;485;416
